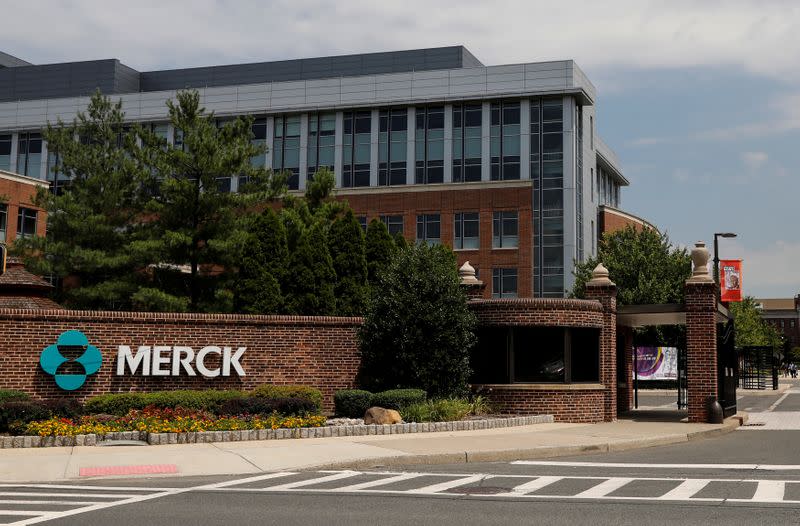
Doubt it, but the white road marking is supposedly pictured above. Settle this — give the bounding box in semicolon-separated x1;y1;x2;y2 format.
657;479;710;500
496;476;563;496
407;475;485;494
0;511;51;517
0;484;176;491
512;460;800;471
574;477;633;498
331;473;423;492
261;471;360;491
202;472;296;489
0;500;98;506
768;392;791;412
751;480;785;502
0;492;141;499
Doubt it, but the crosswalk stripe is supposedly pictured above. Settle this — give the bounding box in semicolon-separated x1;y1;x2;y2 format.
752;480;785;502
204;472;296;489
0;492;140;499
496;476;563;497
407;475;486;494
657;479;710;500
331;473;424;492
0;510;51;517
0;500;97;506
263;471;361;491
575;477;634;498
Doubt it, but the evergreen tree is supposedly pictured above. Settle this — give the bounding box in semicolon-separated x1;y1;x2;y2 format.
365;219;397;283
358;242;476;397
328;210;368;316
234;208;288;314
133;89;284;311
13;91;149;310
283;223;336;315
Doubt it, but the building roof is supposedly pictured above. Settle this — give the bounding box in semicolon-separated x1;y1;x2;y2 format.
0;257;61;310
0;46;485;103
0;169;50;188
756;298;797;312
0;295;62;310
0;51;30;68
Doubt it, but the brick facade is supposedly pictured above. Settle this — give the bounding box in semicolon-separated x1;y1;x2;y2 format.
684;281;718;423
341;182;533;298
470;294;616;423
0;309;362;413
599;205;655;235
0;170;47;244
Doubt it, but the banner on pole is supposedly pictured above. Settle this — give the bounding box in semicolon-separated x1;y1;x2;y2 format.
720;259;743;302
634;347;678;380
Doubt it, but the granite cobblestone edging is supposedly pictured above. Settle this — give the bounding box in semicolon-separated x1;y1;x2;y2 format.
0;415;554;448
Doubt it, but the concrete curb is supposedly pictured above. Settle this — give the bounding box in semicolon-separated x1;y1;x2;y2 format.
0;415;554;448
321;414;746;470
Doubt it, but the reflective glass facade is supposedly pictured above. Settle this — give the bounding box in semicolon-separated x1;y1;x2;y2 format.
452;104;482;182
490;102;520;181
414;106;444;184
342;111;371;188
273;115;301;190
379;108;407;186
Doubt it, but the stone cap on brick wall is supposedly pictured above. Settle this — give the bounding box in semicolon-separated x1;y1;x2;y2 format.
469;298;603;312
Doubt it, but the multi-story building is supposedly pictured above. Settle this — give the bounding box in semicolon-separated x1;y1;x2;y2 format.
0;169;47;246
0;46;636;298
756;297;800;349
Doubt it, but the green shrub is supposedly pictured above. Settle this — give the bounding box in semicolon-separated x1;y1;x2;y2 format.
217;397;317;417
0;390;30;405
400;398;472;423
334;390;373;417
370;389;426;411
84;390;245;416
250;385;323;414
0;399;82;433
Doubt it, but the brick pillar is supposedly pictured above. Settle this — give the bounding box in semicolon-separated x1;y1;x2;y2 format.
684;241;718;423
585;263;618;422
617;327;634;414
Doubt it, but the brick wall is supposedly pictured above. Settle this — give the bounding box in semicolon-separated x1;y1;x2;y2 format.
0;173;47;243
482;387;605;423
470;296;615;423
599;207;652;235
685;282;718;423
0;309;362;413
342;183;533;298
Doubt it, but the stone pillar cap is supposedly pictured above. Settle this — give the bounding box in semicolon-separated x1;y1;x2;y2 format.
459;261;482;286
587;263;615;287
687;241;714;284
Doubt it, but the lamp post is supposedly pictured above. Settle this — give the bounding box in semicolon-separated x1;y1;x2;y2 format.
713;232;737;293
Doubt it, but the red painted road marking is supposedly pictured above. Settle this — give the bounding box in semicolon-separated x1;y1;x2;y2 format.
79;464;178;477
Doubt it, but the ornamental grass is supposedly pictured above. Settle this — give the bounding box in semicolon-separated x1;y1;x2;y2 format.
24;406;326;437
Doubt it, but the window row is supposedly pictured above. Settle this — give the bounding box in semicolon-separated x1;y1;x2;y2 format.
0;204;38;242
417;211;518;250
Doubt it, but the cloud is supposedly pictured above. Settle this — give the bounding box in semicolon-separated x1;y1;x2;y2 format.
1;0;800;82
723;240;800;298
741;151;768;169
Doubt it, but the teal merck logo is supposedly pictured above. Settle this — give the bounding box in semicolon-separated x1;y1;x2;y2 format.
40;331;102;390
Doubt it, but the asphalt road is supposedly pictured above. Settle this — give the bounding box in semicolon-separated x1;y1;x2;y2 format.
7;388;800;526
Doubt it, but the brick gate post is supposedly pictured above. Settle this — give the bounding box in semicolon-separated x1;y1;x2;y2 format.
617;327;634;414
684;241;718;423
585;263;618;422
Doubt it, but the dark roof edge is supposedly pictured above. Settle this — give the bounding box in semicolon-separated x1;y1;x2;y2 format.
0;51;32;68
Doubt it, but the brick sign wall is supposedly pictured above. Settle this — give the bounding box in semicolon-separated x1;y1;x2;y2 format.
0;309;362;413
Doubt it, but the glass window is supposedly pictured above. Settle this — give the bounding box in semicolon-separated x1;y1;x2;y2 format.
16;207;38;238
533;99;564;298
380;215;404;236
17;132;42;179
452;104;482;183
0;204;6;242
379;108;407;186
307;113;335;180
490;102;520;181
0;135;11;172
492;211;519;248
250;116;267;169
454;212;479;250
415;106;444;184
416;214;440;245
273;115;301;190
357;216;367;231
492;268;518;298
343;111;371;188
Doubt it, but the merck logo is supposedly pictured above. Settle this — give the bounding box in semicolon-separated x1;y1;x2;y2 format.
40;331;102;390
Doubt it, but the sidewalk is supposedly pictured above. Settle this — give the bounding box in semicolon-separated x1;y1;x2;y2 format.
0;414;745;482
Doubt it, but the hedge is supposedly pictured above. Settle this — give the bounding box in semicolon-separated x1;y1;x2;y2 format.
334;388;428;416
334;390;373;418
0;390;30;405
217;397;317;417
0;400;82;434
250;385;323;413
370;389;427;410
84;390;246;416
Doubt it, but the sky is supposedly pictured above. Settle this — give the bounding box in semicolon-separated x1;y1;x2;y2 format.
2;0;799;298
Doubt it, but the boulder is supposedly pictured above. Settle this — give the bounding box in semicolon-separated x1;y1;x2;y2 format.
364;407;402;425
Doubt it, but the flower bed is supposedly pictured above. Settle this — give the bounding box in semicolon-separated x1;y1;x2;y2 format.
25;407;326;437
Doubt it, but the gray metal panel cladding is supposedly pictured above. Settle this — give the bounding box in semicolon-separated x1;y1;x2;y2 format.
0;60;122;102
0;51;32;68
